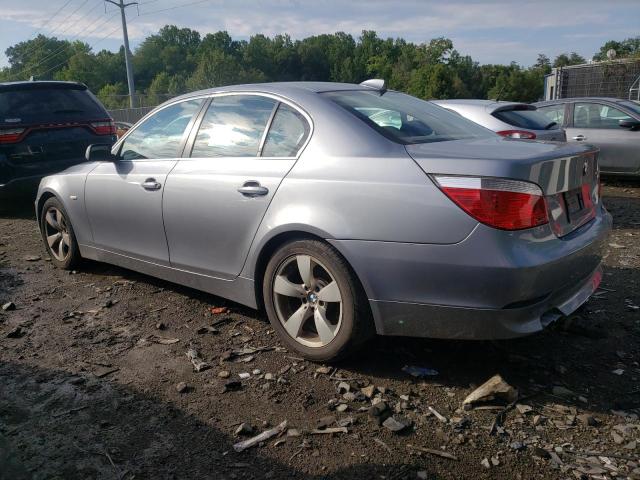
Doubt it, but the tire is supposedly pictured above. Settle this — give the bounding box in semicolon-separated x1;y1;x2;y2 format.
263;239;373;362
40;197;81;270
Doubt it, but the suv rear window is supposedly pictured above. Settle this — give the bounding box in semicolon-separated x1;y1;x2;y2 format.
322;90;492;144
0;84;107;124
492;107;557;130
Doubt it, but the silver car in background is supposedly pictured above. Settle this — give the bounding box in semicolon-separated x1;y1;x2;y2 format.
535;97;640;176
433;99;566;141
35;81;611;361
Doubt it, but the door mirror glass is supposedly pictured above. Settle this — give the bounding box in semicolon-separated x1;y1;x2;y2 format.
619;119;640;130
85;144;115;162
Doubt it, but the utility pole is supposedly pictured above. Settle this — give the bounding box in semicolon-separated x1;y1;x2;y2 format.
105;0;137;107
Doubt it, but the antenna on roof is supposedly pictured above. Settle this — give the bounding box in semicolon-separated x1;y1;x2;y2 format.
494;83;505;102
360;78;387;94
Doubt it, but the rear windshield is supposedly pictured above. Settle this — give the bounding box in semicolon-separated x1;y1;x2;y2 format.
321;90;494;144
617;100;640;117
0;86;106;124
492;107;558;130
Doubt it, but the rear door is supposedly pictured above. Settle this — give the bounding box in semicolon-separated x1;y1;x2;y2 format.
566;101;640;173
85;98;203;264
162;94;311;278
0;83;115;187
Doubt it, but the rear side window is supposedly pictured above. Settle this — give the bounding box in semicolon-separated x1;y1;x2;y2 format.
191;95;276;158
573;103;633;129
0;86;106;123
262;104;310;157
322;90;492;144
537;104;565;126
492;107;557;130
119;99;202;160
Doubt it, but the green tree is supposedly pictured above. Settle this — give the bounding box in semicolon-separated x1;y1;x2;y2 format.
553;52;586;67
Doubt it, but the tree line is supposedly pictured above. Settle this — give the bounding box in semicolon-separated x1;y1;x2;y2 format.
1;26;639;109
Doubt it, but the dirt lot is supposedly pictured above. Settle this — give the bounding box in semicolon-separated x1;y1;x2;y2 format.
0;180;639;480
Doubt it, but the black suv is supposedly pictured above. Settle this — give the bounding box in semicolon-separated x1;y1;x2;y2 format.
0;81;116;198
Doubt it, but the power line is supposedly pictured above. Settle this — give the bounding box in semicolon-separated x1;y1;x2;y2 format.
45;0;91;38
16;0;75;61
137;0;211;17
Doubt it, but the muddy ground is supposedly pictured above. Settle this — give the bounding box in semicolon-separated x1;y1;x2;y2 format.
0;180;638;480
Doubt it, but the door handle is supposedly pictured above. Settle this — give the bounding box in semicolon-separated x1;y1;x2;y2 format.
572;135;586;141
237;181;269;197
141;178;162;191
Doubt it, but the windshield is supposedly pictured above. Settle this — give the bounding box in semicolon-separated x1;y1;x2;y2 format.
492;107;558;130
321;90;494;144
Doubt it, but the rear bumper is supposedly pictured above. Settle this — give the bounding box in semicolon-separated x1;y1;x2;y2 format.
330;206;612;339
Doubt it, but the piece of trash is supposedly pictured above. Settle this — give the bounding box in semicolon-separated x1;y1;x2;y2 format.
315;366;331;374
337;381;350;394
186;348;210;372
232;420;287;452
428;406;448;423
210;306;229;314
515;404;533;414
402;365;439;378
1;302;16;311
462;374;517;407
238;372;250;380
481;458;491;468
235;423;254;436
176;382;188;393
361;385;376;398
196;325;219;334
608;243;626;249
408;444;457;460
151;336;180;345
311;427;348;435
382;415;412;433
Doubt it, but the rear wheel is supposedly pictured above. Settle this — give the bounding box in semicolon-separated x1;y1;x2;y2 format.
263;239;373;361
40;197;81;269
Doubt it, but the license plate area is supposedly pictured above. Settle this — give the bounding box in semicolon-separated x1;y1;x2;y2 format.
564;188;584;220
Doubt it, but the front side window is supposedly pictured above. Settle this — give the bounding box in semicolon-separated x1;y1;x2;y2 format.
119;99;202;160
537;104;565;125
191;95;276;158
262;104;310;157
322;90;493;144
573;103;633;129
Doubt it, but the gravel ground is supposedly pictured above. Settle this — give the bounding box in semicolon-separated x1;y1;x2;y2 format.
0;180;638;480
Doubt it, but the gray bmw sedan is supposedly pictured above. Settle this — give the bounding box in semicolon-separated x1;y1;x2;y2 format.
35;80;612;361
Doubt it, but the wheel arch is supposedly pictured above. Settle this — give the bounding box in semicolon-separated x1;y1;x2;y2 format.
251;229;373;317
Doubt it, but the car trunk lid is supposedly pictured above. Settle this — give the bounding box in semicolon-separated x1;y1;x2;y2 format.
406;137;600;237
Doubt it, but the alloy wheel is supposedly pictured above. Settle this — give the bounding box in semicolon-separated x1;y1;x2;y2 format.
44;207;71;262
272;254;343;348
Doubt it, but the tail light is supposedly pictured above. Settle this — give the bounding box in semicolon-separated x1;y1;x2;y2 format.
90;120;117;135
433;175;549;230
497;130;536;139
0;128;25;144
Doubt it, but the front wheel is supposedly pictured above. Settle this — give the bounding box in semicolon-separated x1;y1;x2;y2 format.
263;239;373;362
40;197;81;269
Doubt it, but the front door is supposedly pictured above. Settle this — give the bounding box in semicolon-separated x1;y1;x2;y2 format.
85;99;203;263
567;102;640;173
163;94;311;278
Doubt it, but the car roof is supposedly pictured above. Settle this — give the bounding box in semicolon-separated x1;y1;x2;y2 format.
0;80;87;91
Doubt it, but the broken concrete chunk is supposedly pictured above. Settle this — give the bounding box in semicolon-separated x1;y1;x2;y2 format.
462;375;517;406
186;348;210;372
382;415;412;433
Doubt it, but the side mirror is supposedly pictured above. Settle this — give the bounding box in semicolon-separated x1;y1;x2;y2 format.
85;144;116;162
619;119;640;130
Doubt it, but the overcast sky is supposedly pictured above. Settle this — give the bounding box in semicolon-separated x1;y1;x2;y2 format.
1;0;638;68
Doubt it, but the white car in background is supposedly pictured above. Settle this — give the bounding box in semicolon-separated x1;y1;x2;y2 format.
433;99;566;141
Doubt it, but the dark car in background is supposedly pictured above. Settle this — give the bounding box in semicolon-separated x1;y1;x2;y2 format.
0;81;116;199
535;97;640;176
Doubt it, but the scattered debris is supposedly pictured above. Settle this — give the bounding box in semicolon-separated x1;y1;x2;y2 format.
23;255;41;262
481;458;491;468
382;415;412;433
186;348;210;372
1;302;16;311
238;372;250;380
402;365;439;378
232;420;287;452
234;423;254;436
428;406;448;423
196;325;219;335
176;382;188;393
315;366;332;375
218;371;230;378
311;427;348;435
462;374;518;407
361;385;376;398
150;336;180;345
210;306;229;315
155;321;166;330
408;444;458;460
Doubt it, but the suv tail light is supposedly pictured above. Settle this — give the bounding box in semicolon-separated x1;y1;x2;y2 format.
0;128;26;144
433;175;549;230
90;120;117;135
497;130;536;139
